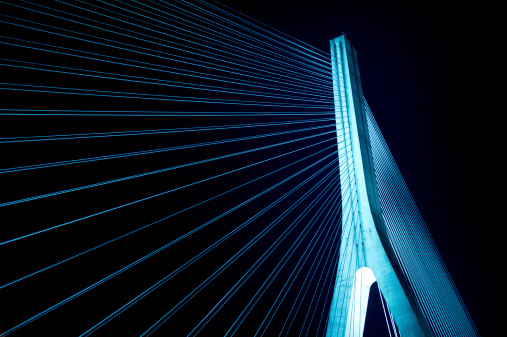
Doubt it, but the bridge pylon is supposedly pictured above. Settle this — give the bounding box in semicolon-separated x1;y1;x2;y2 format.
326;35;434;337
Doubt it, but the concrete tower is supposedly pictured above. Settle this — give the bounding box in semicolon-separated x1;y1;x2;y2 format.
325;35;434;337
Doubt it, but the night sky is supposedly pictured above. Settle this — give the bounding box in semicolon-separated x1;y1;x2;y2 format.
0;0;499;335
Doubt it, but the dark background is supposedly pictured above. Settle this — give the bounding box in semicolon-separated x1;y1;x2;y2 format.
0;0;500;335
215;0;500;335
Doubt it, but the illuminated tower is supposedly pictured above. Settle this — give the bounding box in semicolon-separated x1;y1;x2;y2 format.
325;35;434;337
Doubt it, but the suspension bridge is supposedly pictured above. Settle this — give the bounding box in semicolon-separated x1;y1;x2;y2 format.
0;1;481;336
